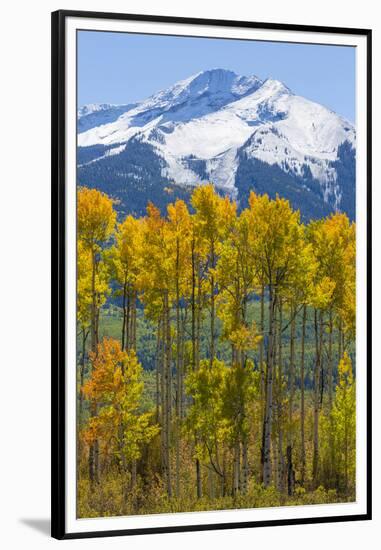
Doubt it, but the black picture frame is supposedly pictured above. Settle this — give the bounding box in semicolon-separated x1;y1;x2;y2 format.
51;9;372;540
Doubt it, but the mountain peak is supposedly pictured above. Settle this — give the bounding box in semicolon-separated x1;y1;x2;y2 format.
189;67;238;83
186;68;262;96
77;67;356;221
260;78;292;95
193;67;237;78
149;68;262;106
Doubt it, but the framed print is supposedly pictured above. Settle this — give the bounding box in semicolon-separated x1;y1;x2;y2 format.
51;10;372;539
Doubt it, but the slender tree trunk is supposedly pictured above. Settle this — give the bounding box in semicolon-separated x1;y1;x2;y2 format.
338;318;343;360
286;445;295;497
344;402;349;494
328;308;334;410
78;329;86;479
131;460;137;489
175;410;180;500
287;306;296;496
90;248;97;352
260;282;265;425
210;272;215;363
160;312;166;477
262;284;276;487
94;436;99;484
118;421;129;503
196;457;202;499
125;287;130;350
89;401;99;484
175;242;181;498
210;242;216;363
89;437;95;483
127;288;136;351
191;250;202;498
242;439;248;495
233;441;240;496
121;278;127;351
89;248;99;485
300;305;307;486
208;467;215;499
328;308;335;485
180;312;186;420
221;448;226;497
161;301;168;495
166;292;172;420
155;319;161;423
131;290;137;351
134;290;137;349
79;328;88;421
313;309;323;486
277;300;285;493
191;239;196;370
196;265;201;369
258;282;265;482
164;291;172;497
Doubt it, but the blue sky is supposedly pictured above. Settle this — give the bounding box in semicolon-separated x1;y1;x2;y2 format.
78;30;356;123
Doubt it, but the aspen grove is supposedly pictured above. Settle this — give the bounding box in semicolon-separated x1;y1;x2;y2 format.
76;184;356;517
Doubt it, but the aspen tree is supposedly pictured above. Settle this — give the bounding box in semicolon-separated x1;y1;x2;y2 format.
77;187;116;352
331;352;356;494
109;216;142;352
77;187;116;484
139;204;171;496
77;241;92;420
191;184;236;363
248;192;303;487
76;184;357;514
281;230;315;494
82;338;159;498
167;200;192;497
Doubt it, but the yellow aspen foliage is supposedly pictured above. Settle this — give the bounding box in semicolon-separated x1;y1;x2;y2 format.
110;215;143;287
185;358;229;464
222;360;260;447
320;352;356;493
77;186;116;248
77;241;110;322
191;183;236;245
77;187;116;353
138;203;172;321
307;214;355;320
82;338;159;465
75;184;357;515
228;323;262;353
167;201;192;279
247;191;304;287
77;240;92;330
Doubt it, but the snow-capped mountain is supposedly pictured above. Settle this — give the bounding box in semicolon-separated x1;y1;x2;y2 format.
77;68;356;220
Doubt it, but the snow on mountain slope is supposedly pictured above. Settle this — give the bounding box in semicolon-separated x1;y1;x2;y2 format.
78;69;262;146
225;79;355;205
78;103;119;117
77;68;355;214
78;103;139;133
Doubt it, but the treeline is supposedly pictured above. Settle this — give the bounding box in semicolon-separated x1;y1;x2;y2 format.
77;184;356;517
78;139;192;218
